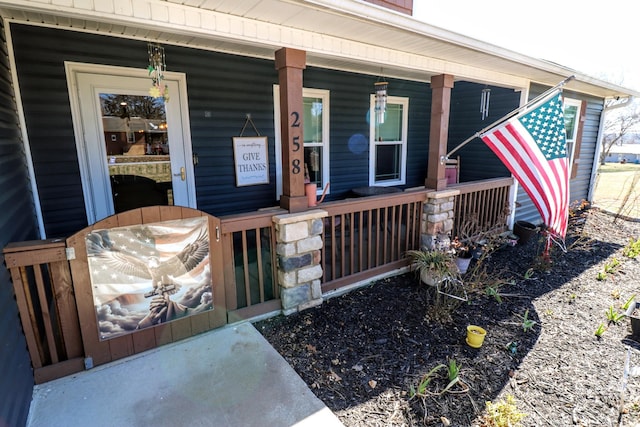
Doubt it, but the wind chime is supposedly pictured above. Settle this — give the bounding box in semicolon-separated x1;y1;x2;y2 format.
374;80;388;124
147;43;169;102
480;87;491;120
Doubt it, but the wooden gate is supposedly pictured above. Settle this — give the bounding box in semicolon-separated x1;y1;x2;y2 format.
4;206;226;382
67;206;226;368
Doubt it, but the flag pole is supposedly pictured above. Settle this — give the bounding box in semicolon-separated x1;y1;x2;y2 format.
442;75;575;163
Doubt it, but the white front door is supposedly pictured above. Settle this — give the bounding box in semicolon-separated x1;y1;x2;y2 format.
66;63;196;223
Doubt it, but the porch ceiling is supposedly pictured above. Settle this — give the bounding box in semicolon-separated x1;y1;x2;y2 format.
0;0;637;99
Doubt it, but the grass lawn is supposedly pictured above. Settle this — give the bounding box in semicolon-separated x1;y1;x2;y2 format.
592;162;640;218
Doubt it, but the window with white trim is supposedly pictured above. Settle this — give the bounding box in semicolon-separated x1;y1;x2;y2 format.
563;98;582;170
369;95;408;186
273;86;330;198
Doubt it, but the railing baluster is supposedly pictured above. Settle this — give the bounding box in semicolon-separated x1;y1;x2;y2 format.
33;265;59;364
358;210;364;273
255;227;265;304
270;227;279;300
241;230;251;307
331;216;337;280
340;213;347;277
349;212;355;275
367;209;373;270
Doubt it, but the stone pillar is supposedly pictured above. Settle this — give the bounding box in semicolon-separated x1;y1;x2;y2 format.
421;189;459;250
274;209;327;315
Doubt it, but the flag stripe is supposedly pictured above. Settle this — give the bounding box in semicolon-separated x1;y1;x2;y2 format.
483;130;554;224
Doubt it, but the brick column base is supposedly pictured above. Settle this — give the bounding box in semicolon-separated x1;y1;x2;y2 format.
273;209;328;315
421;189;460;250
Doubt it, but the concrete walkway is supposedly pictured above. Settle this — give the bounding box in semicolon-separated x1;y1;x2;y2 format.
27;322;344;427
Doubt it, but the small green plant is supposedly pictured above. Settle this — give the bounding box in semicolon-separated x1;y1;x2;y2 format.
521;309;536;333
606;306;625;324
623;237;640;259
481;394;527;427
447;358;460;382
594;323;607;338
409;364;443;398
622;294;636;311
523;268;535;279
486;286;502;304
409;359;467;398
604;257;620;273
597;258;622;281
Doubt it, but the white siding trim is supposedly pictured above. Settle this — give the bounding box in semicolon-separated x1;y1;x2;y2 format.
2;0;528;88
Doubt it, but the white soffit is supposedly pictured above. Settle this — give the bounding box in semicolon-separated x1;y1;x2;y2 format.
0;0;637;98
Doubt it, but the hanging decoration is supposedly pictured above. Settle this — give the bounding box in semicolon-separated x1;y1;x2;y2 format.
374;80;388;124
147;43;169;102
480;87;491;120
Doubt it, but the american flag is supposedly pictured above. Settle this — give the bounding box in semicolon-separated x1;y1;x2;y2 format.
480;90;569;242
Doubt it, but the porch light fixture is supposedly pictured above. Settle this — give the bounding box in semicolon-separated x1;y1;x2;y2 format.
147;43;169;102
374;80;388;124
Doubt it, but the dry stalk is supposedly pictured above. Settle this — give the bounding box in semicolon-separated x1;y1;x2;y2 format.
614;172;640;222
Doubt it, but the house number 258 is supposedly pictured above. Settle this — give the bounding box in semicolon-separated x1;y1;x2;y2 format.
291;111;301;174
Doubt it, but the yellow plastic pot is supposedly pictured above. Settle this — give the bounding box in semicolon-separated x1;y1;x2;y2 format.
466;325;486;348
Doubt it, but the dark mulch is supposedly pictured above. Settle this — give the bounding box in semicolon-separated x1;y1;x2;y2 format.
256;209;640;426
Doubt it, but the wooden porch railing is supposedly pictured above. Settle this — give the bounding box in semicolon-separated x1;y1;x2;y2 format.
220;209;281;322
2;178;515;383
449;177;515;239
320;191;425;292
1;208;283;383
3;239;85;384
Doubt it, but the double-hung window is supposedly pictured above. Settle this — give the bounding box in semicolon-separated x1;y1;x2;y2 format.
274;86;330;198
369;95;408;186
563;98;582;175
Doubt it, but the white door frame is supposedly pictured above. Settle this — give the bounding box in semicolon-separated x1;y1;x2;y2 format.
65;62;196;223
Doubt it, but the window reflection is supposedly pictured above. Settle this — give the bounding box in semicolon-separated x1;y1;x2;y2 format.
100;93;173;212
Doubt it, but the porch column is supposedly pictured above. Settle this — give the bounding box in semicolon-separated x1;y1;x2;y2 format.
425;74;454;191
275;48;308;213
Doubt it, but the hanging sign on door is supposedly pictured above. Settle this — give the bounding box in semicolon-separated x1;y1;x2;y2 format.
232;136;269;186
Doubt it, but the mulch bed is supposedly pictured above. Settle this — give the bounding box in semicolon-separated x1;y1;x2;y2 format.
256;208;640;426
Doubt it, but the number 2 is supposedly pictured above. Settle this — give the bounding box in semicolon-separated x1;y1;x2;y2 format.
290;111;300;127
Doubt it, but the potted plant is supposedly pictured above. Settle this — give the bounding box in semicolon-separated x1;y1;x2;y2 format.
626;300;640;337
451;237;473;274
513;220;538;244
405;249;456;286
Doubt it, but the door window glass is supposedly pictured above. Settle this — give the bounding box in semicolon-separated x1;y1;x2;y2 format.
100;94;173;212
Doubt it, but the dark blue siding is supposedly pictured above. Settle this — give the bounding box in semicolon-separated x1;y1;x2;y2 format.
173;47;280;214
11;24;434;236
304;68;431;199
0;19;39;427
448;81;520;181
11;24;282;234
